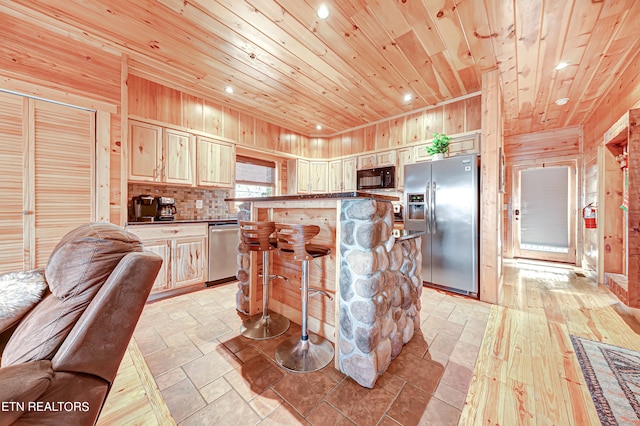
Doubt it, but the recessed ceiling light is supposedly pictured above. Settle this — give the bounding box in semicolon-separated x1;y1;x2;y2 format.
555;62;569;70
316;124;322;130
224;86;234;94
555;97;569;105
317;4;330;19
403;93;413;102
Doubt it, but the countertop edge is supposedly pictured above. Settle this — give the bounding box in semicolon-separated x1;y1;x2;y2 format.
226;191;399;202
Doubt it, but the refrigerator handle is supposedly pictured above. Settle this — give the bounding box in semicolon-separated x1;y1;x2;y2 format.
426;181;431;234
432;181;436;233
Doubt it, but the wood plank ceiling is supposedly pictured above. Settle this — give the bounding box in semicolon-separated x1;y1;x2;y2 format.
4;0;640;137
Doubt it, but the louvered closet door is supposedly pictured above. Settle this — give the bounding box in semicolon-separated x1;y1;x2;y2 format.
32;100;94;268
0;92;25;273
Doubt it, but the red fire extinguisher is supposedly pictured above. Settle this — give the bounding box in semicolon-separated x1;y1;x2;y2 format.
583;203;597;229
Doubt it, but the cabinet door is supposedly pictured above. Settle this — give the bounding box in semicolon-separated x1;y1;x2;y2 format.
197;137;235;187
342;157;357;191
357;154;376;169
297;159;310;193
328;160;343;192
310;161;328;193
0;92;26;273
173;236;207;287
33;100;94;268
396;148;413;191
142;240;171;293
164;128;194;185
129;121;162;182
377;150;396;166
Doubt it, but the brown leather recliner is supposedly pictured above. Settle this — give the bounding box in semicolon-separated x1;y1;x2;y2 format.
0;222;162;425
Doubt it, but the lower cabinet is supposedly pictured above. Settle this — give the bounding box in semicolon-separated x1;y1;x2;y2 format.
126;223;208;294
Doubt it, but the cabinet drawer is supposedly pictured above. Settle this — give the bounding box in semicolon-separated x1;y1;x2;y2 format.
127;223;208;241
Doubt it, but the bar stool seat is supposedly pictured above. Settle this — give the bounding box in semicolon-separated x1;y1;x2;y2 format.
239;221;290;340
274;223;334;373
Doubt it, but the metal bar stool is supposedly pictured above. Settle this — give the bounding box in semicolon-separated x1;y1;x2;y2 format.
274;223;334;373
239;221;290;339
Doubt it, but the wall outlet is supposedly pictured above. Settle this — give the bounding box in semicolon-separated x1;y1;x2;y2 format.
195;199;204;209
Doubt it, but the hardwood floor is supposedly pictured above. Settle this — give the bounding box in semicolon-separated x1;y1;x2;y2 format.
461;259;640;425
99;260;640;425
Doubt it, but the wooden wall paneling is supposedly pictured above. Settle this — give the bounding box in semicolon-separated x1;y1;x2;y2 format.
465;95;482;131
375;120;391;150
256;119;279;151
504;126;581;164
424;106;444;137
127;74;157;119
203;100;223;137
181;93;204;132
480;69;503;304
157;84;181;126
602;145;625;276
583;156;598;272
627;108;640;307
443;100;465;135
222;107;239;141
363;125;376;152
24;99;35;270
328;135;341;158
96;110;110;223
0;12;121;105
389;116;405;147
117;55;128;227
278;128;292;154
405;110;425;143
349;128;366;155
290;132;306;155
238;112;255;146
0;92;26;273
583;49;640;148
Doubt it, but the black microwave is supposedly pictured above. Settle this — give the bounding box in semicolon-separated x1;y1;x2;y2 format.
357;166;396;190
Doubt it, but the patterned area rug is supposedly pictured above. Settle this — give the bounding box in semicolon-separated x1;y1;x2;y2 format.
570;335;640;425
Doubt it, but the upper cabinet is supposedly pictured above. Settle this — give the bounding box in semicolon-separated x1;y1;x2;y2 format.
197;136;235;188
309;161;328;193
342;157;357;191
129;120;195;185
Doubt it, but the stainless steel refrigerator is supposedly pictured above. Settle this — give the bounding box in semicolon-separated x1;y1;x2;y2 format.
404;154;479;295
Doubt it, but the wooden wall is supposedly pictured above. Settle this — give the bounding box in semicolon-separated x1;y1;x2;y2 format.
128;74;481;160
480;69;504;304
0;12;123;224
503;126;582;258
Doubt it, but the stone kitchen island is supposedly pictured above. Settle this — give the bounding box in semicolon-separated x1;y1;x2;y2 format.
226;192;424;388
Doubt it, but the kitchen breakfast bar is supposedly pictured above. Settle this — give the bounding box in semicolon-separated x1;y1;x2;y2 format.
225;192;424;388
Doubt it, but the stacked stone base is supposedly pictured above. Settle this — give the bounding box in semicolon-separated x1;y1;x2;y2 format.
338;199;422;388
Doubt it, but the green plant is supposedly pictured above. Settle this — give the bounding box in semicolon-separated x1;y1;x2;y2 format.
426;132;451;155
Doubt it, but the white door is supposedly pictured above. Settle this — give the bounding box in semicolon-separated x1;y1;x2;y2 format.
513;162;577;263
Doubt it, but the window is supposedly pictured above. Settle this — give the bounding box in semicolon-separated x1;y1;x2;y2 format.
235;155;276;199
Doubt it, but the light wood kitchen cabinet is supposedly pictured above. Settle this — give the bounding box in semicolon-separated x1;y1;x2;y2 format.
377;150;396;166
127;223;208;294
129;120;195;185
329;159;343;192
197;136;235;187
129;121;161;182
396;148;413;191
164;128;195;185
357;153;377;169
343;157;357;191
287;158;310;193
310;161;329;193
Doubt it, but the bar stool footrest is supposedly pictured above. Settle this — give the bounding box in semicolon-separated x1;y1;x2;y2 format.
240;311;290;340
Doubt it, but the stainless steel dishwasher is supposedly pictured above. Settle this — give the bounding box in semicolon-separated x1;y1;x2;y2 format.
207;220;240;285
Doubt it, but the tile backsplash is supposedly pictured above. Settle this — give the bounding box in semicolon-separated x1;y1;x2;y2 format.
128;184;235;221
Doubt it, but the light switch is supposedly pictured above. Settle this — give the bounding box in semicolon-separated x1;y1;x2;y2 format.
196;199;203;209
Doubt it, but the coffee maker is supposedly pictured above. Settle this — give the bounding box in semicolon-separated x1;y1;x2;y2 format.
156;197;178;221
130;195;157;222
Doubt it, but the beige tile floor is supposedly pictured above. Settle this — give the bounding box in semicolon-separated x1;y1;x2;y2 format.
132;282;491;425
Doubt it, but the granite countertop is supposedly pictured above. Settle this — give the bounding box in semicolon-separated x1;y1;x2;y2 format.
225;191;400;203
126;218;238;226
